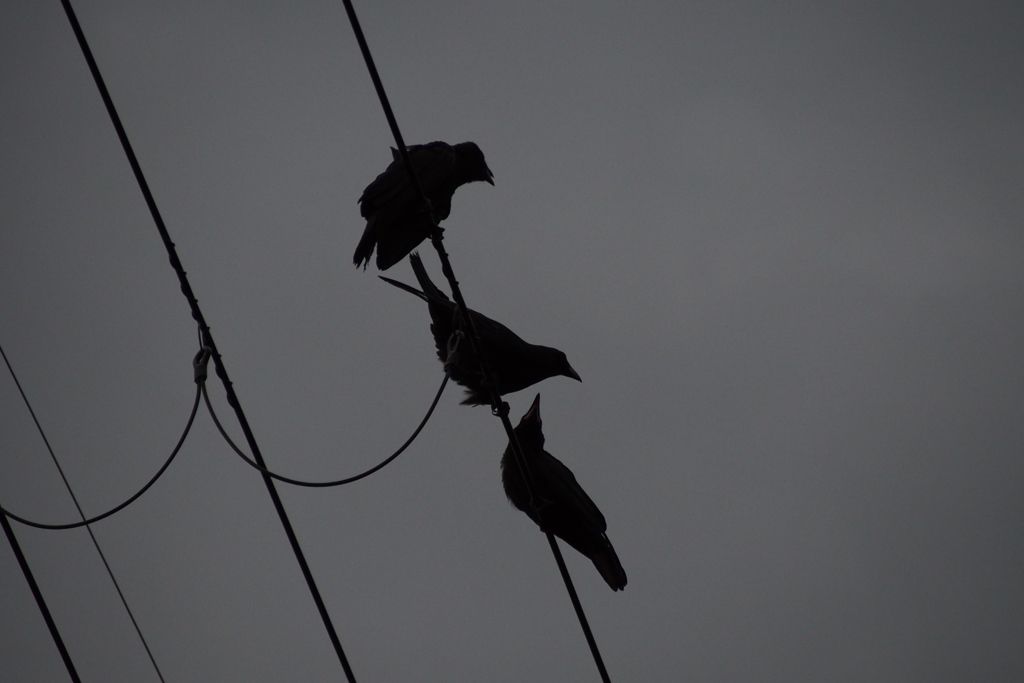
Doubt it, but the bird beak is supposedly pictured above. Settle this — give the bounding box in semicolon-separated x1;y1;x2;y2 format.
485;168;495;185
523;393;541;422
565;364;582;382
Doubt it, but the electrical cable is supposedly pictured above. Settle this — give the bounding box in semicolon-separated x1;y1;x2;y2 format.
58;2;358;679
1;343;168;681
340;2;613;680
204;372;449;487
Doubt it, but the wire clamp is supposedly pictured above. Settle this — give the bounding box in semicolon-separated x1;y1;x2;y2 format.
193;346;212;384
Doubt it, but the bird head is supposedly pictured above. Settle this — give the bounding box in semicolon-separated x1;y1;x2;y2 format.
455;141;495;185
514;393;545;450
556;351;581;383
523;392;541;422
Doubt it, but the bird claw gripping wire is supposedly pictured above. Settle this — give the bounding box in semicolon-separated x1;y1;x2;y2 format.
193;346;212;384
444;330;464;372
492;400;510;418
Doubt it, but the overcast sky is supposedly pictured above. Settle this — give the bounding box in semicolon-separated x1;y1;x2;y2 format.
3;1;1023;681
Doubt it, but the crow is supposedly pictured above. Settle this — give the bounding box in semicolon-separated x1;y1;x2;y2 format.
354;141;494;271
380;253;581;405
501;394;627;591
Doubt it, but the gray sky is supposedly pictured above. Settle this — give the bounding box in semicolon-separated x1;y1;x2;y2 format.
3;1;1023;681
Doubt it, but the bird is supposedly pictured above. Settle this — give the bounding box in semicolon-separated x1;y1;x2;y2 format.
501;394;627;591
379;253;581;405
353;141;494;271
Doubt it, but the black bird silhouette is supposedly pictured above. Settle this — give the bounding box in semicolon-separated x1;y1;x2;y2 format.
380;253;581;405
354;141;494;271
502;394;627;591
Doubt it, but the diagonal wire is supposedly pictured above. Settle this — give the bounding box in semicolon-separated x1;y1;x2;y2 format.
0;510;81;682
339;2;612;680
204;372;449;487
340;0;547;512
58;1;358;680
1;343;165;682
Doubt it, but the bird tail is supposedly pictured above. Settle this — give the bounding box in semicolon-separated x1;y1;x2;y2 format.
408;252;449;302
374;218;434;271
378;275;428;302
352;220;376;270
593;535;628;591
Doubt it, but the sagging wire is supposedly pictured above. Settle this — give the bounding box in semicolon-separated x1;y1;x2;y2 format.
0;347;203;532
202;331;457;486
203;330;458;486
197;325;453;487
204;372;449;487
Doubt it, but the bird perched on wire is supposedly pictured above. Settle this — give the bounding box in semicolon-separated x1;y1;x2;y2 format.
502;394;627;591
380;253;581;405
353;141;494;271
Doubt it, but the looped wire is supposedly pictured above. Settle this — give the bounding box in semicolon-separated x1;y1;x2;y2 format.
204;371;450;488
1;351;204;530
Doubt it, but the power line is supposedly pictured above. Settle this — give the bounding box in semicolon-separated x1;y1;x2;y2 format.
1;343;167;681
339;2;613;680
58;1;358;680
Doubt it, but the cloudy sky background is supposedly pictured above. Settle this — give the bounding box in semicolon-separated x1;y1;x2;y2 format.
2;1;1023;680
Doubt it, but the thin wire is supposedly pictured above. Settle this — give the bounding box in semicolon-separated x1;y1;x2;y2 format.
340;3;612;680
204;373;449;487
58;2;358;679
0;510;82;682
0;344;167;681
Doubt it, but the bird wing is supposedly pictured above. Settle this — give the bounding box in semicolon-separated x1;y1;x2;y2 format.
450;308;532;399
358;142;456;218
534;450;608;534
